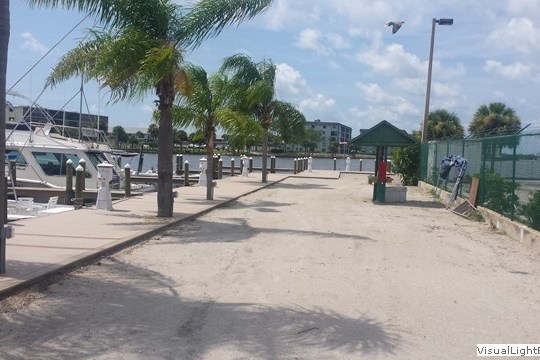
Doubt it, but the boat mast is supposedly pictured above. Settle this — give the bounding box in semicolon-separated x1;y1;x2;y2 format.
78;73;84;141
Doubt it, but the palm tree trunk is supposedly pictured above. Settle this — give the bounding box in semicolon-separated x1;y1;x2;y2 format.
0;0;9;273
156;75;175;217
206;129;214;200
261;126;269;183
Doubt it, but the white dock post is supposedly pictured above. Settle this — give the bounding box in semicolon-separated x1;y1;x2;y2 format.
96;161;114;211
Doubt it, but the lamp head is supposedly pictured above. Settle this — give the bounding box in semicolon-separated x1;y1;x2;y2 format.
437;18;454;25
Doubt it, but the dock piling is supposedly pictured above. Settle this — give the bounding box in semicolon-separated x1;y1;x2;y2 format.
65;159;74;205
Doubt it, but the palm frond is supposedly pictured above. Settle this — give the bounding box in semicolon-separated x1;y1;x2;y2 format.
177;0;273;49
245;80;274;109
221;54;262;86
139;43;183;83
45;38;102;88
171;105;198;128
27;0;177;37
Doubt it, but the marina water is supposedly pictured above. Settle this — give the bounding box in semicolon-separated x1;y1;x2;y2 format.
120;154;377;173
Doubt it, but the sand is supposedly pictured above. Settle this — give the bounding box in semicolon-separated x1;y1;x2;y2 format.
0;173;539;359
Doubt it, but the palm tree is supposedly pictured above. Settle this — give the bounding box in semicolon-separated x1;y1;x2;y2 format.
224;116;262;154
221;54;305;182
469;102;522;172
272;101;306;149
27;0;273;217
0;0;9;273
171;65;246;200
427;109;464;141
469;102;521;137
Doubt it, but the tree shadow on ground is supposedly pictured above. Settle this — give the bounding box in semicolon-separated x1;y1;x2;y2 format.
268;181;335;190
0;259;404;359
160;217;374;244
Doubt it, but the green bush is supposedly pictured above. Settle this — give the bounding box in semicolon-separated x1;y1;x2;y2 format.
479;171;519;217
520;190;540;231
391;144;420;185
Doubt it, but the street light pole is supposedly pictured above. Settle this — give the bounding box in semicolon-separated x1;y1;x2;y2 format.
421;18;453;143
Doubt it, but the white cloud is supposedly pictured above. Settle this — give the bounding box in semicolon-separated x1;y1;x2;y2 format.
484;60;532;79
494;91;506;99
262;0;321;30
295;28;349;55
488;17;540;53
274;63;335;115
276;63;307;95
356;43;424;77
508;0;540;17
299;94;336;112
295;29;325;54
356;83;390;103
21;32;49;55
355;82;420;120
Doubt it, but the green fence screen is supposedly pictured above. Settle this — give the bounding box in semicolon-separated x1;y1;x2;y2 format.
420;132;540;229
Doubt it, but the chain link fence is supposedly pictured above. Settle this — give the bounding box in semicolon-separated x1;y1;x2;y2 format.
420;132;540;229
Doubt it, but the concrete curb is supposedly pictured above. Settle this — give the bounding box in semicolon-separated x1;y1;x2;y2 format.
419;181;540;256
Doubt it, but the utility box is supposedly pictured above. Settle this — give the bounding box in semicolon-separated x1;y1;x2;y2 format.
385;186;407;203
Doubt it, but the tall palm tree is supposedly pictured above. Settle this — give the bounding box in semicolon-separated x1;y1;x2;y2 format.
427;109;464;141
171;65;246;200
27;0;273;217
469;102;522;172
469;102;521;137
221;54;305;183
0;0;9;273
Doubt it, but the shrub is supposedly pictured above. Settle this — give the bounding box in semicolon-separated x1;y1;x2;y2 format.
479;171;519;217
520;190;540;231
391;144;420;185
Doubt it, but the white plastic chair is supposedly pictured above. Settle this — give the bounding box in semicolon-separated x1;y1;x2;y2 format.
47;196;59;209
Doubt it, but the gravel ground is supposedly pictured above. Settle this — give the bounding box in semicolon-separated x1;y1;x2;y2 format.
1;174;539;360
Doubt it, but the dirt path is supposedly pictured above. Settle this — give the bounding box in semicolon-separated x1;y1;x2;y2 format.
1;174;539;359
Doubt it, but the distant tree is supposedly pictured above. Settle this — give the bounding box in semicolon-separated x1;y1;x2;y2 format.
469;102;521;137
128;134;140;146
135;131;145;139
301;128;323;154
147;123;159;141
112;125;129;146
189;131;204;146
173;129;188;149
328;140;339;156
428;109;464;140
176;129;188;142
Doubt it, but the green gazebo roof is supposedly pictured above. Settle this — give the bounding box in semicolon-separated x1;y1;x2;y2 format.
349;120;416;147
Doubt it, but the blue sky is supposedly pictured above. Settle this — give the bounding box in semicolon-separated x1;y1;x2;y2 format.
6;0;540;136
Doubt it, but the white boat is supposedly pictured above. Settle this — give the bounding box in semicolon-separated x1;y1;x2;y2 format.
6;121;128;190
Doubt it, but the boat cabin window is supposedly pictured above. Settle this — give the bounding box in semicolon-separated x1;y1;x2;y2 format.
5;149;28;166
85;151;109;168
31;151;88;177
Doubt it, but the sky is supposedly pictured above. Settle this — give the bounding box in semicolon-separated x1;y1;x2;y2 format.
6;0;540;137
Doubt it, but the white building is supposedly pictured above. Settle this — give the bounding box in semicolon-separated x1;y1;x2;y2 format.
306;119;352;153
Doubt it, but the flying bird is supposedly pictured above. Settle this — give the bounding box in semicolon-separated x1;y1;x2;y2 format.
386;21;404;34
